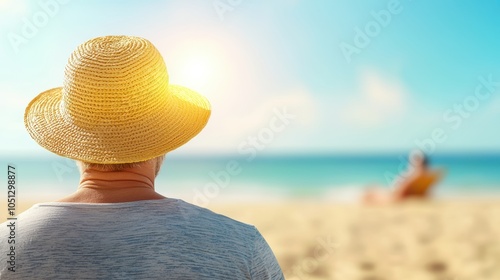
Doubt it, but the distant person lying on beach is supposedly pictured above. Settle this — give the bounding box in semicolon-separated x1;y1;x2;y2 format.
0;36;284;279
363;151;445;204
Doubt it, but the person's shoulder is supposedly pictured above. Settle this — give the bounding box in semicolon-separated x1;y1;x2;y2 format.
174;199;254;228
174;199;258;236
0;204;39;228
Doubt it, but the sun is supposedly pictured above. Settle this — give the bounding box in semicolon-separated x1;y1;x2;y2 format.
169;46;225;93
164;33;248;99
178;55;214;90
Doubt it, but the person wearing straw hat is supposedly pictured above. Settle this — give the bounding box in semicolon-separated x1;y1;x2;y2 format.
0;36;284;279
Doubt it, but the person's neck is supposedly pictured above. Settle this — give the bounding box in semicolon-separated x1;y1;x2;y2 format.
57;166;166;203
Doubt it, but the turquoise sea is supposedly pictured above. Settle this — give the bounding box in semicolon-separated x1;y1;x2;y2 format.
2;154;500;205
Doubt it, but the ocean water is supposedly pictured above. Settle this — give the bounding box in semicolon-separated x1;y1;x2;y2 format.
2;154;500;205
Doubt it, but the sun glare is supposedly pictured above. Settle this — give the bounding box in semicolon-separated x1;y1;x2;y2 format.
0;0;27;16
161;31;251;100
167;42;230;94
178;56;213;90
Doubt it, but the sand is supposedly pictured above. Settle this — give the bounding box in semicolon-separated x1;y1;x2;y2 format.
213;199;500;280
4;198;500;280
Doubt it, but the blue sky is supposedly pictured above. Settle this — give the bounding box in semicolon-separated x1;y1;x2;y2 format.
1;0;500;157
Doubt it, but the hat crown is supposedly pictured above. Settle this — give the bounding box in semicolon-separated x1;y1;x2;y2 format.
25;35;211;164
61;36;169;127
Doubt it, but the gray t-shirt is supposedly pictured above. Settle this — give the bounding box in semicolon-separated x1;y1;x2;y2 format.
0;198;284;279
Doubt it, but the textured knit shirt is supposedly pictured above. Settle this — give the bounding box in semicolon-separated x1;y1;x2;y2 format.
0;198;284;279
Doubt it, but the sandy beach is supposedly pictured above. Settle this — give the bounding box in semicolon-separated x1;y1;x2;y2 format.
4;198;500;280
213;199;500;280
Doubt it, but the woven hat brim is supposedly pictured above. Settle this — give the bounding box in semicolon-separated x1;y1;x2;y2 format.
24;85;211;164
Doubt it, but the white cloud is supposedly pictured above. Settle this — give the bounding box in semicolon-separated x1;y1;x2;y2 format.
182;85;319;154
241;86;318;128
481;94;500;117
341;69;409;127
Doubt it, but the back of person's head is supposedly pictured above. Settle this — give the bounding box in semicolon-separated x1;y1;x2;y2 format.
24;36;211;165
409;149;429;169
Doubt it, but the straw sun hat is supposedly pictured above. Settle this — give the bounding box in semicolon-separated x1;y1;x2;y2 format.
24;35;211;164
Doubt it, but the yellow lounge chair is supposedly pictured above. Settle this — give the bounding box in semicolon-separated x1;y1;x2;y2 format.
398;169;445;198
